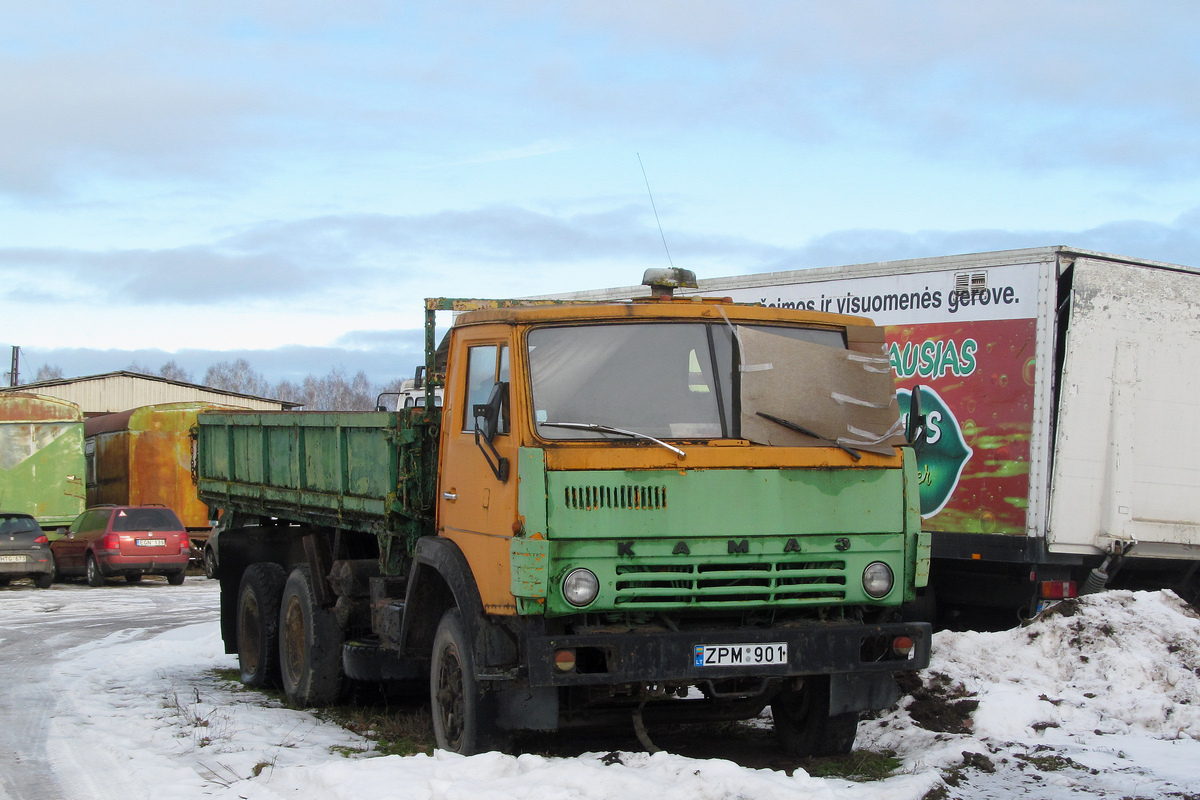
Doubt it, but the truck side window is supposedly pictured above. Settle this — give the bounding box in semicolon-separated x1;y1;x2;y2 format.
463;345;509;434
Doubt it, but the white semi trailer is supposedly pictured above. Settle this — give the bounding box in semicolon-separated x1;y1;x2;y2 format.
561;247;1200;618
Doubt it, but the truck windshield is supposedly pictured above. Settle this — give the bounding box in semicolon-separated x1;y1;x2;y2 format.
528;322;849;441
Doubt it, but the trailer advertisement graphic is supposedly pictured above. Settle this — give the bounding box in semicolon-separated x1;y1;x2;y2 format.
713;262;1040;536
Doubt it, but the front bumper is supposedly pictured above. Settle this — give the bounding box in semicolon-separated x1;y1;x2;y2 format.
525;620;931;687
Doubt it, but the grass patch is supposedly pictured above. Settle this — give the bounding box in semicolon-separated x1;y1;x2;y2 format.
317;702;435;757
802;750;901;781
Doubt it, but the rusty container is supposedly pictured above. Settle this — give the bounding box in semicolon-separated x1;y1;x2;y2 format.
86;402;238;535
0;393;87;526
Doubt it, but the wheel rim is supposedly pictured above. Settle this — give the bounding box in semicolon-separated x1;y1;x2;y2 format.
435;643;465;750
87;557;98;583
282;596;305;686
239;594;261;675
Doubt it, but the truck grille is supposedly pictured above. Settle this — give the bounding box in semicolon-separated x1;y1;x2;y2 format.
563;484;667;511
613;559;847;606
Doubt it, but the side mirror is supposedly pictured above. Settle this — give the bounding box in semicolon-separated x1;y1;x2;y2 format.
905;386;927;446
414;365;426;390
473;381;506;443
473;381;509;482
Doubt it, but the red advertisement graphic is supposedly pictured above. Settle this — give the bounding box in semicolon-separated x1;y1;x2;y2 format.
887;318;1037;536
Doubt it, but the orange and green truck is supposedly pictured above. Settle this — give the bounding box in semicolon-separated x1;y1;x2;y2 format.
196;270;932;755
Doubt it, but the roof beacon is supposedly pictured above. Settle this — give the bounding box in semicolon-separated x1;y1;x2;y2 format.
642;268;698;298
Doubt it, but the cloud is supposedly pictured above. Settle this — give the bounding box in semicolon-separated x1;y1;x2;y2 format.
743;208;1200;274
0;205;783;306
7;1;1200;199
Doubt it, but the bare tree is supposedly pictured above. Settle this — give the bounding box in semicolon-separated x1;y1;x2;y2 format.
158;360;193;383
204;359;270;396
125;361;156;376
34;364;64;381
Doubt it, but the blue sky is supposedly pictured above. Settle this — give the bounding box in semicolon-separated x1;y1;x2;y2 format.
4;1;1200;386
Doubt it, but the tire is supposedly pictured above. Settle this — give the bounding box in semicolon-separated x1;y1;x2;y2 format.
125;572;144;584
0;577;9;587
204;547;217;580
278;565;344;707
430;608;506;755
771;676;859;757
86;554;105;587
237;562;288;688
167;571;186;586
34;553;56;589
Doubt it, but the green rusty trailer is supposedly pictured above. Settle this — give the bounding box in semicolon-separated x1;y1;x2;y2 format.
0;393;86;527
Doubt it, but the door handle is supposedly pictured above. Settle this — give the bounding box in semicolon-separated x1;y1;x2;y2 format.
443;492;457;501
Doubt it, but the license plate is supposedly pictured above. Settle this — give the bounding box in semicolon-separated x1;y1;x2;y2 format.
136;539;166;547
0;554;26;563
694;642;788;667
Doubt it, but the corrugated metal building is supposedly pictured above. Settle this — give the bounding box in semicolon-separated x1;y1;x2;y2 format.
0;372;298;416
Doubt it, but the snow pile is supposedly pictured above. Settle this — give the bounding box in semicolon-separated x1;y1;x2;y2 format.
859;589;1200;795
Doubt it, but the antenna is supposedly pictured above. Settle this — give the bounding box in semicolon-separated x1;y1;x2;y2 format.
637;153;674;268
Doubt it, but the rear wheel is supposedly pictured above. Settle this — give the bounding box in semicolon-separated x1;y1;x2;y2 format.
204;547;217;579
86;554;105;587
167;571;186;586
278;565;344;707
771;676;859;757
125;572;143;584
237;563;287;688
430;608;506;755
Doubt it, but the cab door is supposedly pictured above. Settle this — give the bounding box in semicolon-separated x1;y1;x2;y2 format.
436;328;521;614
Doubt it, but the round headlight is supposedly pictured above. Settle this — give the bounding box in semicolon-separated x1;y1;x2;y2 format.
862;562;894;598
562;568;600;607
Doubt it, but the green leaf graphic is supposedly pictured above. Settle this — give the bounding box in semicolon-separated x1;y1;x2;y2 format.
898;386;973;518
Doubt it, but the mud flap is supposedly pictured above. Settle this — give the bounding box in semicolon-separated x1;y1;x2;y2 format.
829;672;900;715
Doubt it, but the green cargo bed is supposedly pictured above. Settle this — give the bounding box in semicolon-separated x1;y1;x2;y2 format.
196;411;401;531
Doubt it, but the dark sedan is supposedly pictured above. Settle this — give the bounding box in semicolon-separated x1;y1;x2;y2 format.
0;512;55;589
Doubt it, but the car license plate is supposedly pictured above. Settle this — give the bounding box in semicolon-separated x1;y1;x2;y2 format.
694;642;788;667
0;554;26;563
136;539;166;547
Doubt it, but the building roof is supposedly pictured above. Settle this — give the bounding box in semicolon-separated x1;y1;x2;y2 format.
1;371;299;415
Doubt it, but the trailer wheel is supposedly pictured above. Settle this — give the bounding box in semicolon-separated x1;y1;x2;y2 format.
237;562;287;688
278;565;344;707
430;608;506;755
771;676;859;757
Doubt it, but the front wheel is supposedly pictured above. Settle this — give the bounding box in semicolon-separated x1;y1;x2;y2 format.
430;608;507;755
771;676;859;757
125;572;143;584
278;565;344;707
86;554;105;587
203;547;217;579
167;571;186;586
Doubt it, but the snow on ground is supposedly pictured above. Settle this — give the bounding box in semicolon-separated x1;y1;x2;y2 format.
4;580;1200;800
859;589;1200;798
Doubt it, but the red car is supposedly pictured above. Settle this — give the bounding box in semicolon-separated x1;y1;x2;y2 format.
51;506;190;586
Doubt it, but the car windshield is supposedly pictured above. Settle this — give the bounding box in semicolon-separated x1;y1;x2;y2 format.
0;516;40;534
111;508;184;532
528;321;852;442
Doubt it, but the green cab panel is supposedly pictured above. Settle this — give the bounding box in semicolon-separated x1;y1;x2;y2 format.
545;467;905;539
514;463;912;616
